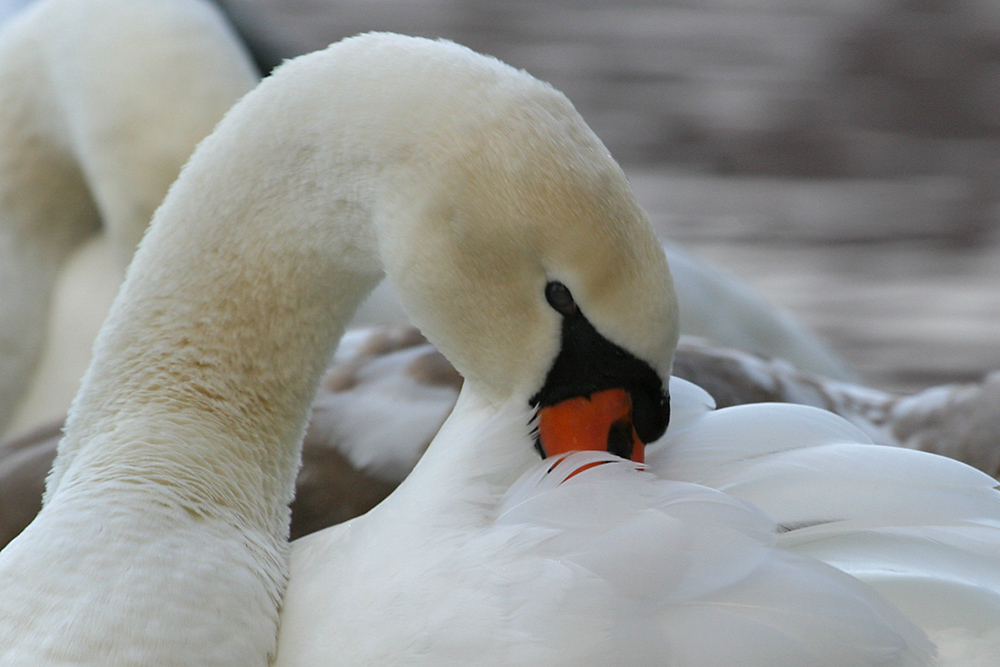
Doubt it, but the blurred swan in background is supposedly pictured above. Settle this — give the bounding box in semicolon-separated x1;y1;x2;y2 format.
0;0;258;436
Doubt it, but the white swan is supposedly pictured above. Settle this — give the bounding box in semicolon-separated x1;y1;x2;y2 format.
0;0;258;436
2;32;997;665
0;0;854;443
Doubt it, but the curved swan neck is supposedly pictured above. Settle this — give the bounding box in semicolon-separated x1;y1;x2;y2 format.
0;32;681;666
47;34;519;517
48;31;672;536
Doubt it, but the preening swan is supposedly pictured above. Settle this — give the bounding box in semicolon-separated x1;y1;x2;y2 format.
0;0;853;442
0;0;257;436
2;31;998;665
4;29;672;664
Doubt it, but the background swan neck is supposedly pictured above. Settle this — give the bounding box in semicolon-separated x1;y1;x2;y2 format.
0;0;259;439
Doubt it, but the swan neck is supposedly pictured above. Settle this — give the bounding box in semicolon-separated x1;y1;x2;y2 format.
382;387;538;524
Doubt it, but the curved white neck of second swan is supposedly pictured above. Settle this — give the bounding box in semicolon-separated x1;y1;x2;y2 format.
42;34;673;535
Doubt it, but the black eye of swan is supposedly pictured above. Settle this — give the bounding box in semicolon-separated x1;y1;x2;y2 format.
545;281;578;316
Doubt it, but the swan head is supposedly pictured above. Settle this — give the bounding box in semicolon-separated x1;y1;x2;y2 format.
369;37;679;462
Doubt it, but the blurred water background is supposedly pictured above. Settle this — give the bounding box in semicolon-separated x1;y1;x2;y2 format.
10;0;1000;392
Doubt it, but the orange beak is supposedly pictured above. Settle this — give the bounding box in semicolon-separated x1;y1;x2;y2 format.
536;388;645;463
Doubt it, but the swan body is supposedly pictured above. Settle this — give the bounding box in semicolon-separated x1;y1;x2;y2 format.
281;377;1000;666
0;0;257;436
1;31;997;665
277;387;937;666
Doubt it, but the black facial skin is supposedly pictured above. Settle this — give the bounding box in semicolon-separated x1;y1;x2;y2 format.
530;281;671;457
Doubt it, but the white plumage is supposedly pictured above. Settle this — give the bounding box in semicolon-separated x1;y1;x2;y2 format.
279;374;1000;665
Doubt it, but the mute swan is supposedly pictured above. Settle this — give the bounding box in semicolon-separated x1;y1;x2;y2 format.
0;0;855;443
1;32;997;665
0;0;258;436
0;1;857;441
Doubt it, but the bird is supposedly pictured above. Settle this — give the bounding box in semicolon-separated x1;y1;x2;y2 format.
0;0;258;437
0;0;857;443
2;32;998;665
